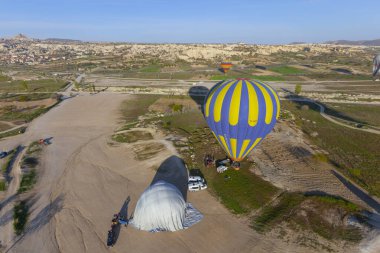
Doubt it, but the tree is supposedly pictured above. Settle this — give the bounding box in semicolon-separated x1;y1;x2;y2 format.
21;81;29;91
295;84;302;95
74;81;80;90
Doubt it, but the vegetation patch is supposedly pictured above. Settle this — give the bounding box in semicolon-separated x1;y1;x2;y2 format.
294;84;302;94
161;110;207;133
269;66;305;75
18;170;37;193
325;103;380;127
1;148;17;174
112;130;153;143
252;192;363;242
26;141;43;155
0;105;51;122
282;100;380;197
0;126;26;140
169;103;184;112
132;142;166;160
117;121;138;132
0;73;11;82
149;97;198;113
140;64;161;73
0;79;67;93
210;75;285;81
18;141;43;194
120;95;159;121
253;192;304;232
13;200;29;236
0;180;6;191
312;153;328;163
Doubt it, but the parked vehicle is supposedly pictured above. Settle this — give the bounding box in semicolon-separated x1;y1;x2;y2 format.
188;176;207;192
217;165;228;173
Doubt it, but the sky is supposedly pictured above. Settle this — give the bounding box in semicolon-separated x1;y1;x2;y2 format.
0;0;379;44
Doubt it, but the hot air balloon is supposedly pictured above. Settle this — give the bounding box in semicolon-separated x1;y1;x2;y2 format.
203;79;280;169
373;54;380;79
220;62;233;74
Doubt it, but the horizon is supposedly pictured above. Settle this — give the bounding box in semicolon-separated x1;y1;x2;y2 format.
3;33;380;45
1;0;379;44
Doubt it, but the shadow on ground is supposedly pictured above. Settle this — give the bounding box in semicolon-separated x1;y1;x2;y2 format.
304;190;353;202
331;170;380;213
0;194;17;211
25;195;64;234
110;196;131;246
5;195;64;252
188;86;209;113
187;81;223;114
4;145;25;182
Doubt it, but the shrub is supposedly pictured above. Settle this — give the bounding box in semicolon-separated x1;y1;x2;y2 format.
18;170;37;193
169;103;183;112
13;201;29;235
0;180;6;191
295;84;302;94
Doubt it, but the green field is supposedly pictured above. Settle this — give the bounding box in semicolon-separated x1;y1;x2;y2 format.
0;79;67;93
139;65;161;73
120;94;159;121
282;100;380;196
269;66;305;75
210;75;285;81
0;74;11;82
325;103;380;127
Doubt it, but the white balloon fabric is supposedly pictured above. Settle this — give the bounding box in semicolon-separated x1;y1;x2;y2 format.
132;180;187;232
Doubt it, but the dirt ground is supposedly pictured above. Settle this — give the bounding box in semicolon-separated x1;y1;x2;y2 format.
0;93;372;253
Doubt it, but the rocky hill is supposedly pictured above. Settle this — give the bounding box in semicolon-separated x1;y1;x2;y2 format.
325;39;380;46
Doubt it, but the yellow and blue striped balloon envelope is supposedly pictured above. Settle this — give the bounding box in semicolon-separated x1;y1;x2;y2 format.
203;79;280;161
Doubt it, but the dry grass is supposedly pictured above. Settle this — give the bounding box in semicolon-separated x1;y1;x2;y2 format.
112;130;153;143
149;97;199;113
132;142;166;160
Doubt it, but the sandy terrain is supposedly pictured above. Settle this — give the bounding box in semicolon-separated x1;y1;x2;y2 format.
0;92;368;253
